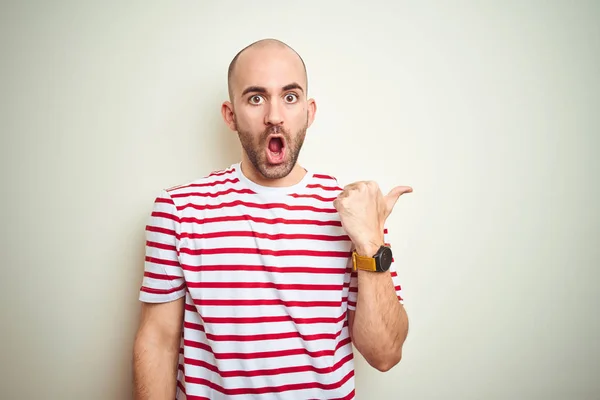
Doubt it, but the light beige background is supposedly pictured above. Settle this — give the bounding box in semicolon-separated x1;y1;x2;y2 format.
1;1;598;399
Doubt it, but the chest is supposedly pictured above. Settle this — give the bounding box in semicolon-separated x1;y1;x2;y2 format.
176;199;353;316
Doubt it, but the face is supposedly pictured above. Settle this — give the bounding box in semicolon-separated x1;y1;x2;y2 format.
222;45;316;181
235;109;307;180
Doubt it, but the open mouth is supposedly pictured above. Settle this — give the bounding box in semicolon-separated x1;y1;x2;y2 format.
266;135;286;164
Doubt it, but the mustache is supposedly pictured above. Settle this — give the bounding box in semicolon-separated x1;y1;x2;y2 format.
262;125;290;139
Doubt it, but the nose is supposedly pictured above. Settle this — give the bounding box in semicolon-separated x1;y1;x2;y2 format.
264;100;284;126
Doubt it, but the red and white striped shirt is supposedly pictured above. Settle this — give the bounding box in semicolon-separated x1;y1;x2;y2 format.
139;162;404;399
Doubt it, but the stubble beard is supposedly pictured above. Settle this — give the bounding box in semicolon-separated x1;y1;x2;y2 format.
236;119;308;180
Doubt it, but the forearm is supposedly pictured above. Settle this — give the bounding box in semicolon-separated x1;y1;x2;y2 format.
351;246;408;371
133;332;180;399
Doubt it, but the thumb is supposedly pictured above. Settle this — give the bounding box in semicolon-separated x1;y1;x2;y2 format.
385;185;413;212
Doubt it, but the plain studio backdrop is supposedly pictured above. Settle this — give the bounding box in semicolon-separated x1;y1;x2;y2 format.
1;1;598;399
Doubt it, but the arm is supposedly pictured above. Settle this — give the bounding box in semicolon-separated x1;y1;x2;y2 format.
347;251;408;371
134;189;187;398
334;180;412;372
133;298;184;399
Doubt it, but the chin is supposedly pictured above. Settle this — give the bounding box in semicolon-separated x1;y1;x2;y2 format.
259;161;295;180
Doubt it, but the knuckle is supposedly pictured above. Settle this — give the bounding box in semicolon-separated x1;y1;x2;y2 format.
365;180;378;191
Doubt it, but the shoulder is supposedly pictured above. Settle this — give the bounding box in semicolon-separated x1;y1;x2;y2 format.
155;164;240;207
165;164;238;193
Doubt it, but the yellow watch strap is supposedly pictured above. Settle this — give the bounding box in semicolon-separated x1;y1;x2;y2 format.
352;251;377;272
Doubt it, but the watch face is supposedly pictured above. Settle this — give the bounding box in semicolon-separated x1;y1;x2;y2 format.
379;246;393;271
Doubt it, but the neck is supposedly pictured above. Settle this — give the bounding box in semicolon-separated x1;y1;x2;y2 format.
240;156;306;188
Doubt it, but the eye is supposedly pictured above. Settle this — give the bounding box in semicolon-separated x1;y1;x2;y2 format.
284;93;298;103
249;95;264;105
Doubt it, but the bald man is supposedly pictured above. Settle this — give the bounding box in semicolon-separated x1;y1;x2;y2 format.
133;38;411;400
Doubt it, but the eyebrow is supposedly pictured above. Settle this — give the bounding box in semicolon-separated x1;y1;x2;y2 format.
282;83;304;93
241;82;305;97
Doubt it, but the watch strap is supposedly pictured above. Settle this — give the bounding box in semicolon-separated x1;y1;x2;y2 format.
352;251;378;272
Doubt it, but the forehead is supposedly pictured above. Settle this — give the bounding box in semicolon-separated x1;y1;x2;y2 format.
232;46;306;95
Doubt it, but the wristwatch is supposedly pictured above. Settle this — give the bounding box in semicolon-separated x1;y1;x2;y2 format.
352;245;393;272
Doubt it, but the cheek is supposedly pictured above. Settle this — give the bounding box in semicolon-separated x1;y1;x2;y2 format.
247;107;269;124
288;107;308;125
236;110;261;129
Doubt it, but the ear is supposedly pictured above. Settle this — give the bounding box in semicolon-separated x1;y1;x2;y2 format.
306;98;317;128
221;101;237;131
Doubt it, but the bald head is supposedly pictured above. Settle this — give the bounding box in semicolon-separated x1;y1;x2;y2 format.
227;39;308;101
220;38;317;182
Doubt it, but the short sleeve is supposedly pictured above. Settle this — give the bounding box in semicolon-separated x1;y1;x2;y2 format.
347;228;404;311
138;190;187;303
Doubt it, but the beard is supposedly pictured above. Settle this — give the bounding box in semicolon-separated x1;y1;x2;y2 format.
236;119;308;180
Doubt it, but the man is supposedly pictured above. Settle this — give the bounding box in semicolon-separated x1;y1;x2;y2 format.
133;38;412;400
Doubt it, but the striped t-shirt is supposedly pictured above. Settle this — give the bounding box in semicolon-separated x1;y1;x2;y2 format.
139;162;404;399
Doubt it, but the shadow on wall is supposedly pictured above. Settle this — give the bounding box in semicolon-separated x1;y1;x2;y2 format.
205;89;242;170
217;113;242;168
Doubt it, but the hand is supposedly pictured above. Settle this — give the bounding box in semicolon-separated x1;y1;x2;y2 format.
333;181;412;256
